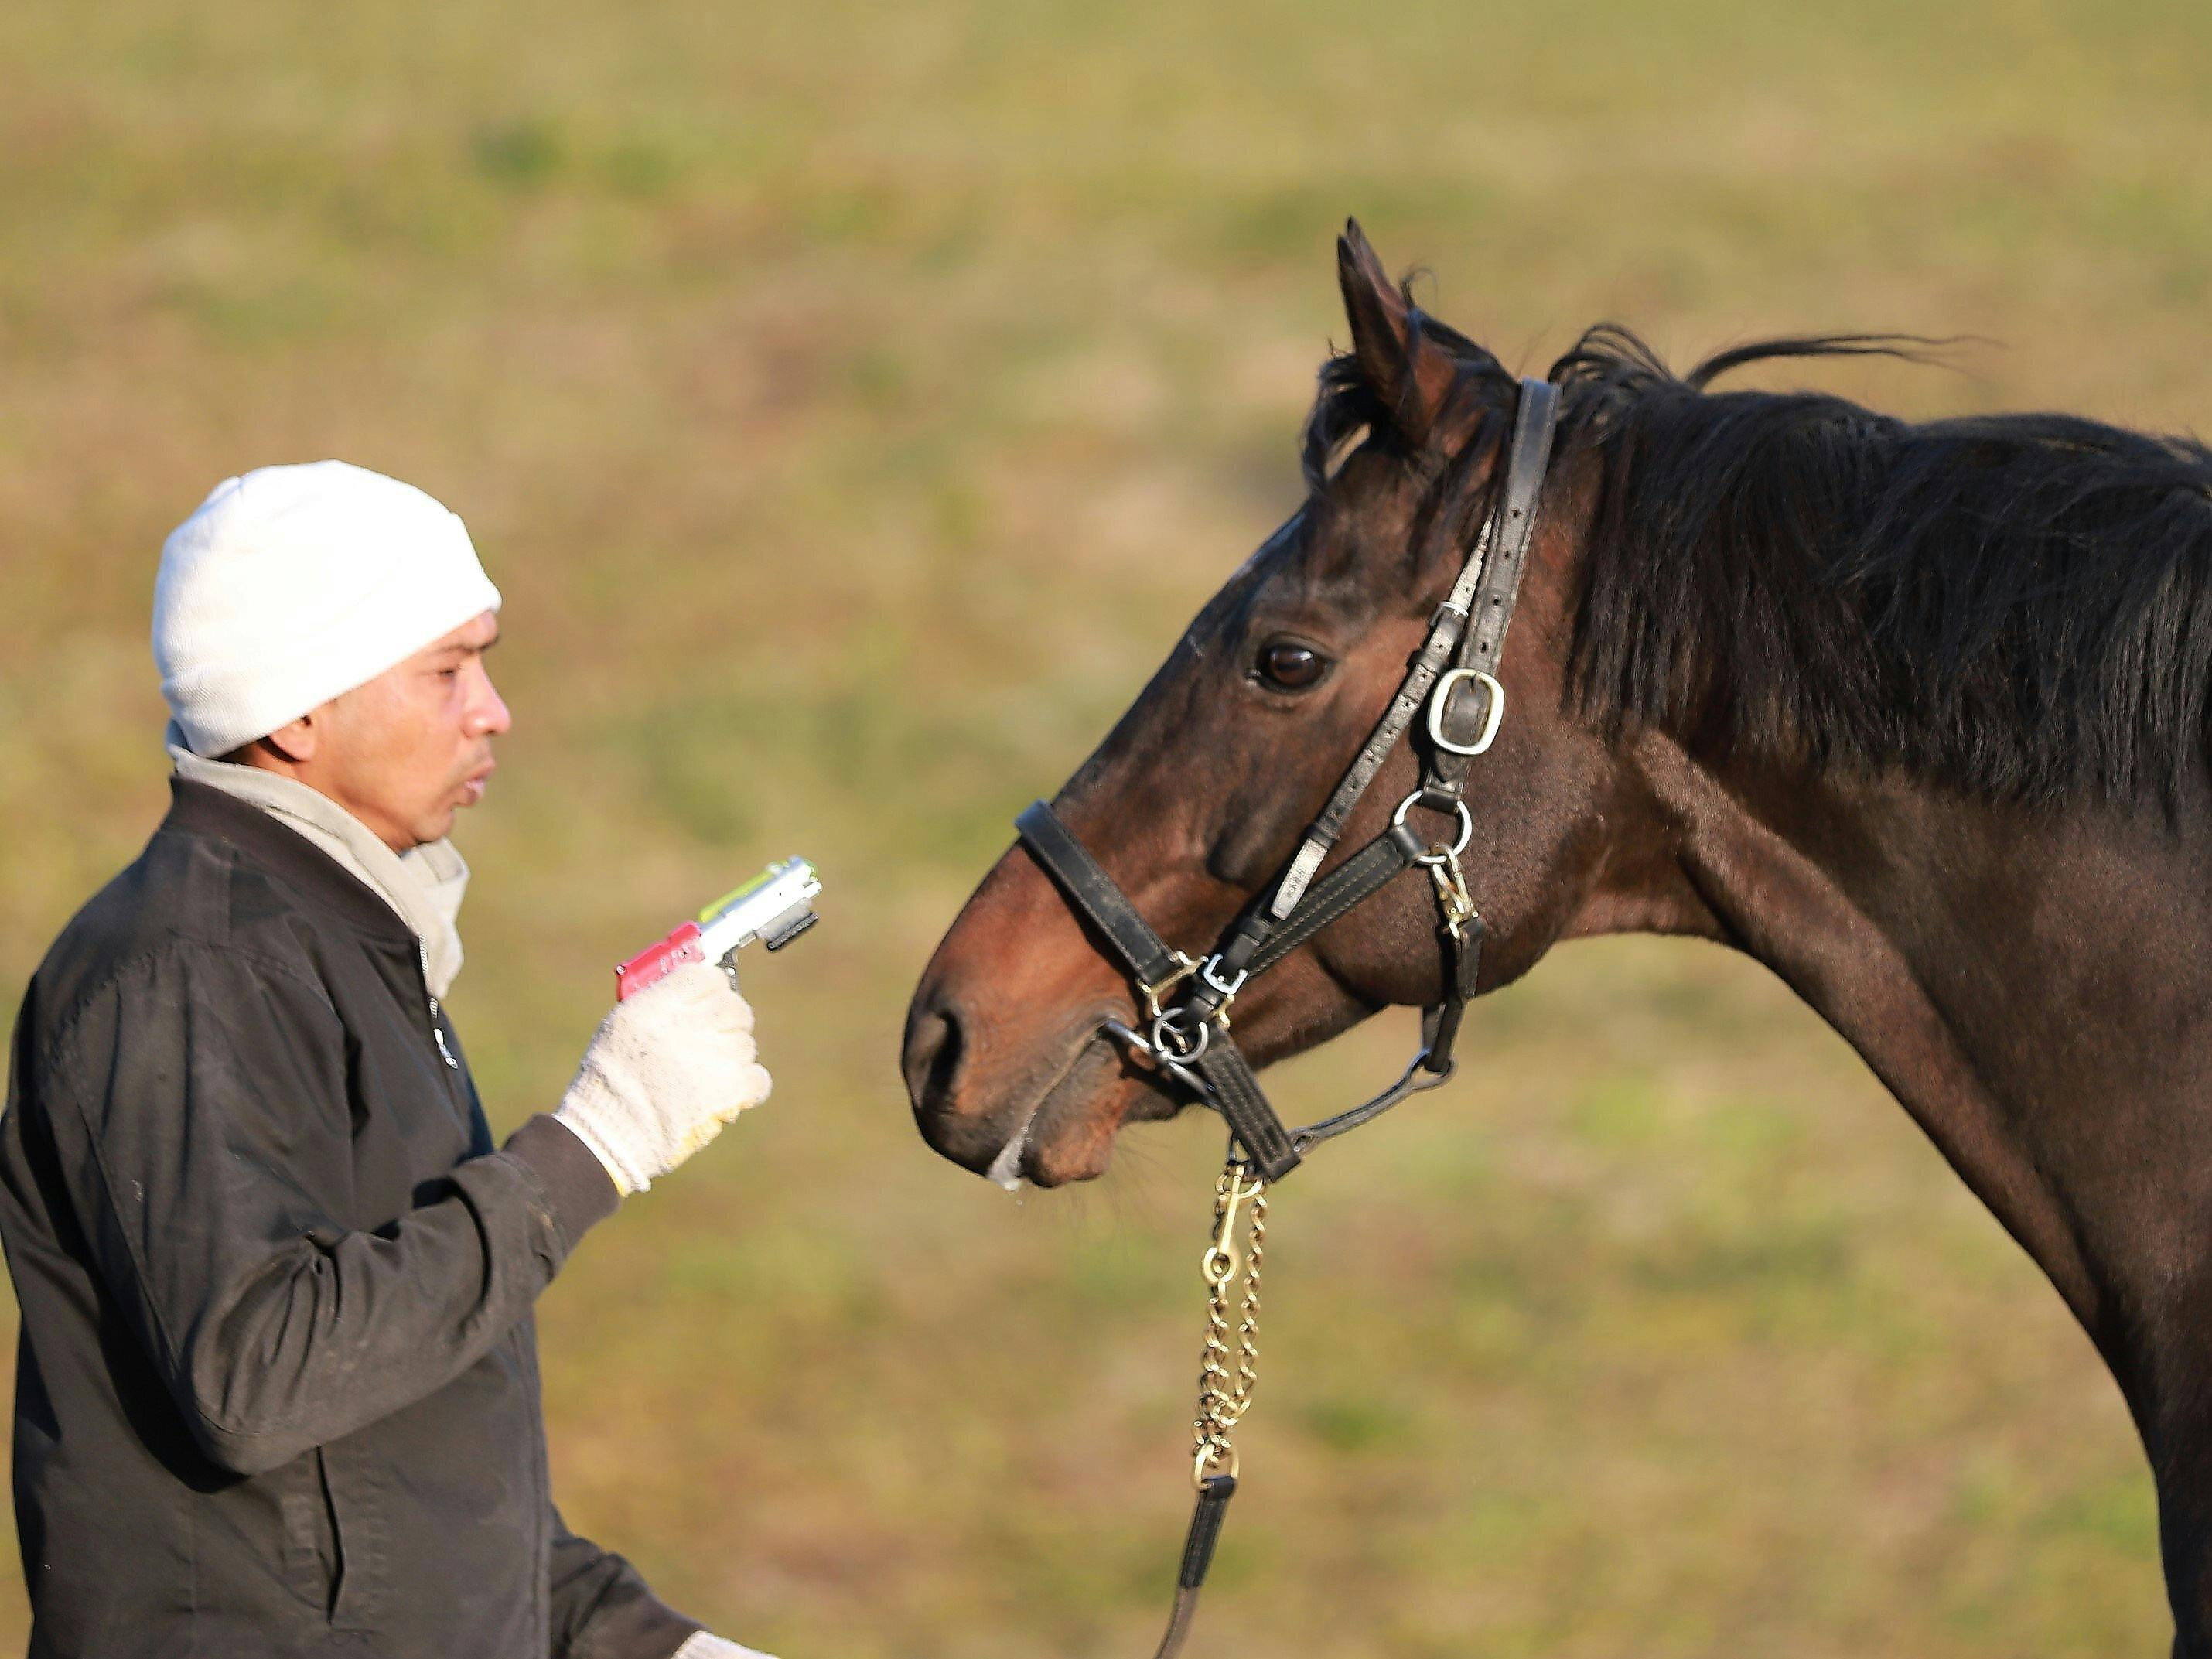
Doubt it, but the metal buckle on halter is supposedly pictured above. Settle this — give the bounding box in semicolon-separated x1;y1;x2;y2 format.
1198;954;1249;1005
1138;951;1200;1022
1427;667;1506;756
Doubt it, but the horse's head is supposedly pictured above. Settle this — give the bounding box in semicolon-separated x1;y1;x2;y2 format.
905;223;1676;1186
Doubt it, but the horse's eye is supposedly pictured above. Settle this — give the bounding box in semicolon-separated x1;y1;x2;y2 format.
1256;640;1330;691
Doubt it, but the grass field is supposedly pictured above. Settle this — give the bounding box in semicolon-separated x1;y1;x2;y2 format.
4;2;2209;1652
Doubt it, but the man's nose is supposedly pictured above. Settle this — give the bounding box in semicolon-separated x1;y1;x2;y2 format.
469;666;513;738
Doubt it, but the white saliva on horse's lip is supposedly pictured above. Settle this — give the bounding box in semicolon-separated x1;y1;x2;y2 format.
985;1117;1033;1192
977;1055;1057;1190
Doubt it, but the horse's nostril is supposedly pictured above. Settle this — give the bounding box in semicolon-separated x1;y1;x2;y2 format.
902;1003;964;1113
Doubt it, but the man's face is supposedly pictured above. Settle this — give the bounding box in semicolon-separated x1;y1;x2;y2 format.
303;611;510;851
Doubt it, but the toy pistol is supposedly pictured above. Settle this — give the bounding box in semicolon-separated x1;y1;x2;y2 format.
615;857;822;1001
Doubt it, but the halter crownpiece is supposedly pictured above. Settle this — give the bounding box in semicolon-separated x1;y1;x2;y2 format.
1016;375;1561;1183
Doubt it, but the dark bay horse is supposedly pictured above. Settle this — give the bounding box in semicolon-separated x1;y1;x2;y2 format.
903;220;2212;1652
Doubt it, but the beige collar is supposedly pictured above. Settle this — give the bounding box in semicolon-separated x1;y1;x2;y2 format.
166;725;470;997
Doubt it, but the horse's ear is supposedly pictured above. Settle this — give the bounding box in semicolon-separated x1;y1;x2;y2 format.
1336;219;1458;448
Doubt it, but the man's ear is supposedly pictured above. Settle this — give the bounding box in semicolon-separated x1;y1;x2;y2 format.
1337;219;1460;449
256;712;319;765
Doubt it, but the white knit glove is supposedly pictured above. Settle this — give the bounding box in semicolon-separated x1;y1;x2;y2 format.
554;961;772;1196
674;1633;778;1659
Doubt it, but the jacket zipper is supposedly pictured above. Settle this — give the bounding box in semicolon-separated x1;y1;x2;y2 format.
417;942;459;1069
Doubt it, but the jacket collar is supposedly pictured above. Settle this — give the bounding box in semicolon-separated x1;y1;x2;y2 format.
165;732;469;995
163;777;418;947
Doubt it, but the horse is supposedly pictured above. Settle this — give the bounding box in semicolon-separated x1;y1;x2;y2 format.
903;219;2212;1654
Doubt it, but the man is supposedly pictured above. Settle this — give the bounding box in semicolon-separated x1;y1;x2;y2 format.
2;462;777;1657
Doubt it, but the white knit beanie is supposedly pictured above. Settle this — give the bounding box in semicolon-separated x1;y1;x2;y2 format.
154;461;503;757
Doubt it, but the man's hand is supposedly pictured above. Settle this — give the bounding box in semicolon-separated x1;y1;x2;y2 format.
554;961;773;1196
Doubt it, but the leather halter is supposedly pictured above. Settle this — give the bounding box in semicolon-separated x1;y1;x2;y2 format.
1016;376;1561;1183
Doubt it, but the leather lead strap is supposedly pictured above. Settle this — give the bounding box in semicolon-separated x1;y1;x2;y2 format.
1150;1474;1237;1659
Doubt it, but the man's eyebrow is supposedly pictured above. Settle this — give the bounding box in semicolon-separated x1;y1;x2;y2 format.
432;633;497;658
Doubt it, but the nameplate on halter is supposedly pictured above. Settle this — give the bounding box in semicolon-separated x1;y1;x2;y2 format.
1270;839;1328;918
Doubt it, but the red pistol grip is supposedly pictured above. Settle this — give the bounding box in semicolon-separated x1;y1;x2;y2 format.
616;922;706;1001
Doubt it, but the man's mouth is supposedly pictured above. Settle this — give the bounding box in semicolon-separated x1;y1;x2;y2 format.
459;761;496;804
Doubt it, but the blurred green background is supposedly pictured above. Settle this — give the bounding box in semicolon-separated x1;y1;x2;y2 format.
4;1;2207;1653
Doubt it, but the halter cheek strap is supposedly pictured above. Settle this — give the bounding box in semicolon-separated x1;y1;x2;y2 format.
1016;376;1561;1184
1427;374;1562;800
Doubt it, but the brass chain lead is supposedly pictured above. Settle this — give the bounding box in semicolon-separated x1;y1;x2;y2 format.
1192;1164;1268;1486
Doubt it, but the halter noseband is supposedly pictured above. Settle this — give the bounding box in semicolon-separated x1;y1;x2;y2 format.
1016;375;1561;1182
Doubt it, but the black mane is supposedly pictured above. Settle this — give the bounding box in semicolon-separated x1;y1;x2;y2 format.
1307;313;2212;811
1560;329;2212;810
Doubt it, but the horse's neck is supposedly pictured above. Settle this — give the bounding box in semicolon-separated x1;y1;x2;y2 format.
1639;741;2212;1349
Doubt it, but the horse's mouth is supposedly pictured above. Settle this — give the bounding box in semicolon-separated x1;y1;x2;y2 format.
987;1026;1184;1189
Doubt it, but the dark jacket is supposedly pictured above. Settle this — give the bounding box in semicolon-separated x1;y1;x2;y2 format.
0;779;704;1658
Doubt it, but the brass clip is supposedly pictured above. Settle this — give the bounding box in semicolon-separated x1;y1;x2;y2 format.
1203;1169;1264;1285
1429;853;1476;940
